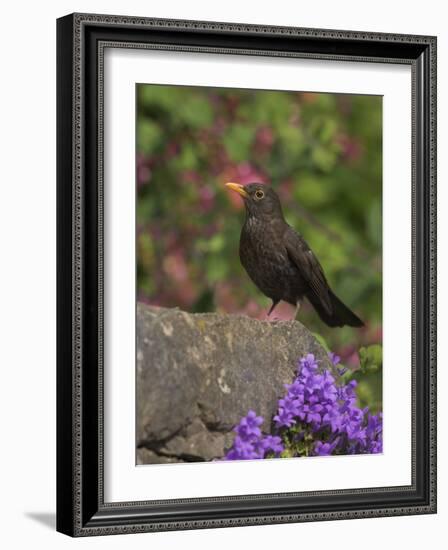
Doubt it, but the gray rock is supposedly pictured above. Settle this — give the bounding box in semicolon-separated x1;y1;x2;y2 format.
136;448;183;465
136;303;334;464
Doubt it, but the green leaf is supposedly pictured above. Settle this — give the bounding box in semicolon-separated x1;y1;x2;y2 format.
311;145;336;172
222;125;254;162
196;234;225;254
180;97;214;128
313;332;330;352
359;344;383;373
319;118;338;143
278;126;305;157
293;175;328;207
280;449;294;458
175;144;198;170
137;120;161;154
367;198;382;247
205;256;228;283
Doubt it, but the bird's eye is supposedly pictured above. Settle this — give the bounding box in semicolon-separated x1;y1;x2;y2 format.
254;189;265;200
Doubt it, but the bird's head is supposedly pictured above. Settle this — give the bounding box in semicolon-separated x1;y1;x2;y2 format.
225;182;285;221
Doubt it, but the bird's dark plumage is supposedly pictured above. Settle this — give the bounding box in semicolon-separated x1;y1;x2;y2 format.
226;182;364;328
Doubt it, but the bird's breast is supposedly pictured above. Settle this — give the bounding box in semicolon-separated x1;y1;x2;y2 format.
239;218;305;302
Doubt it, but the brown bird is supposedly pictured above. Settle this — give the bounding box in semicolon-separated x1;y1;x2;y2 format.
226;182;364;328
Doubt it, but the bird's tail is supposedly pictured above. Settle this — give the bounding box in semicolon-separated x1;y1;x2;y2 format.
307;290;364;328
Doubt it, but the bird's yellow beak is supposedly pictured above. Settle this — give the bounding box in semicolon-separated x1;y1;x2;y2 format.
225;182;249;198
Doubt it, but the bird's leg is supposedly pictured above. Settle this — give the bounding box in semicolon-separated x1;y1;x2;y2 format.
293;301;301;321
267;300;279;316
266;300;280;321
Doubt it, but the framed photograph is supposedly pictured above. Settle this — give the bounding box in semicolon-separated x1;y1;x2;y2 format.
56;13;437;536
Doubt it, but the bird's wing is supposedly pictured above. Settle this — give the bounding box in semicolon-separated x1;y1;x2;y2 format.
284;227;333;315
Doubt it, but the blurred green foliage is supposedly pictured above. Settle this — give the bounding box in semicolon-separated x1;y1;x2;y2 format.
136;84;382;367
354;345;383;414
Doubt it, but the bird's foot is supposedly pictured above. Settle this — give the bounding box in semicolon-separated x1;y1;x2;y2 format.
267;316;281;323
292;302;301;322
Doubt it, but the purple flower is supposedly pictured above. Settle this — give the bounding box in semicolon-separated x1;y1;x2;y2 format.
328;351;349;375
365;413;383;454
328;352;341;366
279;395;302;416
274;394;301;428
298;353;319;374
366;413;383;439
224;412;285;460
225;351;383;461
235;410;263;439
320;371;338;402
313;438;340;456
284;380;305;398
224;411;266;460
260;435;284;455
274;409;296;428
368;439;383;453
225;436;258;460
226;439;256;460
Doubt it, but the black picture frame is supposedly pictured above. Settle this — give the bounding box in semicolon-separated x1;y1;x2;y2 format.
57;13;437;537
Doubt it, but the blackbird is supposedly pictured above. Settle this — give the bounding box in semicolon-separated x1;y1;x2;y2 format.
225;182;364;328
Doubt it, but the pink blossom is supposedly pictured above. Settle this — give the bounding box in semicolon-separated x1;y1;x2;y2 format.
336;133;363;163
236;162;266;185
277;179;294;202
214;281;239;312
137;154;152;188
241;300;265;319
198;186;215;213
254;126;274;154
182;170;201;184
164;141;180;160
163;251;188;282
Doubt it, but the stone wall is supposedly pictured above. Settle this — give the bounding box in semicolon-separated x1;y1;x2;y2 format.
136;303;333;464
